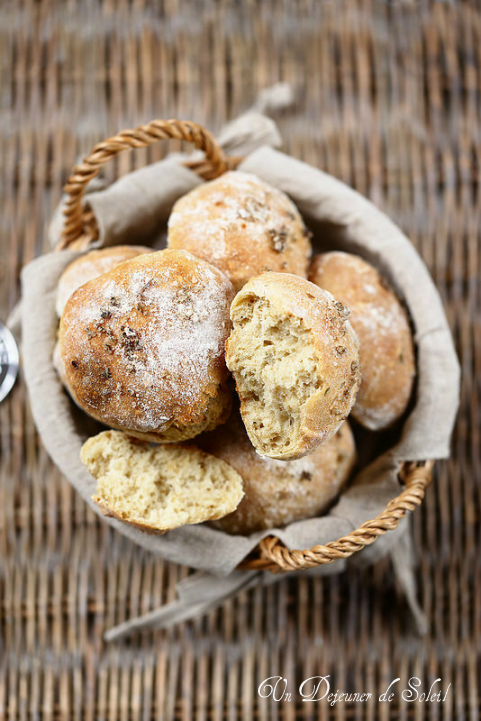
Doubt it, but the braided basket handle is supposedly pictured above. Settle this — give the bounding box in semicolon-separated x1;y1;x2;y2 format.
58;119;237;250
240;460;433;573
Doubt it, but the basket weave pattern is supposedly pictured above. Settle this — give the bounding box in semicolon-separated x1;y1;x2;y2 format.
4;2;478;716
59;119;433;573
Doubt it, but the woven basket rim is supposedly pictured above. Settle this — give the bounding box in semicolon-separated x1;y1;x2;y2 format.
56;117;433;574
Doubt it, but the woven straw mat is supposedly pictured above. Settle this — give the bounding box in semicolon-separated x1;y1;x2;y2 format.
1;1;479;719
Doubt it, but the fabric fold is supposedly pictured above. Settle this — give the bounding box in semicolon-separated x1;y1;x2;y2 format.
104;571;261;642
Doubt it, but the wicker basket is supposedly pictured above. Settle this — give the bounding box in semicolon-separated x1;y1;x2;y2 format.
56;118;433;574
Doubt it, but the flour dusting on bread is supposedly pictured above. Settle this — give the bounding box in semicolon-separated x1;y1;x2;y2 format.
168;171;311;290
309;251;415;430
60;249;235;442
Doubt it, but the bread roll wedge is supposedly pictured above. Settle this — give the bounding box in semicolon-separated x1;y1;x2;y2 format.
225;273;360;460
81;431;244;533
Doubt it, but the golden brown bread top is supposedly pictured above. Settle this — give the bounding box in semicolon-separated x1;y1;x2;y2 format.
59;249;235;442
309;251;415;430
56;245;153;317
199;412;356;535
167;171;312;291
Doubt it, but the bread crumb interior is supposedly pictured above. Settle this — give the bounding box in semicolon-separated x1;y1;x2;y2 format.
229;296;322;455
82;432;243;530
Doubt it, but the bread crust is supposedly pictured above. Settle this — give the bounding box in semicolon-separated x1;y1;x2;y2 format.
309;252;415;430
167;171;312;291
91;497;169;535
60;249;235;442
225;272;360;459
56;245;153;317
199;412;356;535
93;492;240;534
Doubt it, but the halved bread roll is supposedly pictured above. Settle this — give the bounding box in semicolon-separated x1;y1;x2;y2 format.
81;430;244;533
225;273;360;460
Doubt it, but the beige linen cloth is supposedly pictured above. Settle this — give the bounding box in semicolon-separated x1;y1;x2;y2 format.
18;109;460;641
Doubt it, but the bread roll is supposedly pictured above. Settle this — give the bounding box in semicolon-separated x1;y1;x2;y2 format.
199;413;355;535
59;249;235;442
56;245;153;317
225;273;360;460
167;171;311;291
309;252;415;430
82;430;244;533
